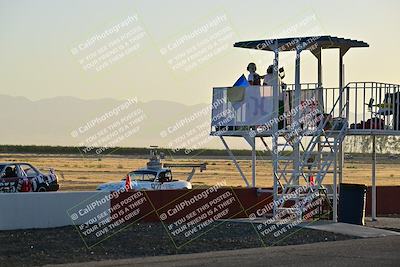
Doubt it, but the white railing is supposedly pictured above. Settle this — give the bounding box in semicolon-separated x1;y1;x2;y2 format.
211;82;400;135
345;82;400;132
211;86;274;132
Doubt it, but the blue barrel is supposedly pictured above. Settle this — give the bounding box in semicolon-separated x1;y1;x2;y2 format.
338;183;367;225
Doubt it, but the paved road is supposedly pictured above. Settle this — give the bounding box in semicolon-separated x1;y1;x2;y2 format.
366;216;400;230
52;236;400;267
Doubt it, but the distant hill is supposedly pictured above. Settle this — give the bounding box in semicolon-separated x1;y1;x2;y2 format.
0;95;227;152
2;94;397;155
0;145;261;158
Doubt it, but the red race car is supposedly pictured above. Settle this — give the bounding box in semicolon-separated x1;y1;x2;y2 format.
0;162;59;193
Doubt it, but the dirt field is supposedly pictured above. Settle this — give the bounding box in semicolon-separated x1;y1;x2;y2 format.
0;153;399;191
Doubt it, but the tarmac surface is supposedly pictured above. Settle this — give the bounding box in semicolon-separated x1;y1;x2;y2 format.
50;235;400;267
365;216;400;231
222;217;400;238
301;221;400;237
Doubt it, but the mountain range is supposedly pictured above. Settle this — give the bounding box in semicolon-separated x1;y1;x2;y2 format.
0;95;225;151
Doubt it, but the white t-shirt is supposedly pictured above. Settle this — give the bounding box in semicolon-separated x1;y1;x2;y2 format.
263;73;274;86
263;73;283;99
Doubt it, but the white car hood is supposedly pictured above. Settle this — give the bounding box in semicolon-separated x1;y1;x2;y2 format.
96;180;191;191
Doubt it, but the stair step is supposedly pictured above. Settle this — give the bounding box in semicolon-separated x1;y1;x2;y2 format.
277;162;294;166
276;193;315;199
301;170;336;174
276;156;294;160
280;184;305;189
276;207;302;216
277;143;290;146
320;144;334;148
277;170;336;175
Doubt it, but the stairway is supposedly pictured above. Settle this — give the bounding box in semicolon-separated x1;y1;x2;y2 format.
272;88;348;221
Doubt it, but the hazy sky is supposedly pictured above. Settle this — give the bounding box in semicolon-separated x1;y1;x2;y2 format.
1;0;399;105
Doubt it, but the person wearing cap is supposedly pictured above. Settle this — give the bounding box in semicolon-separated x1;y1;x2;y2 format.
263;65;279;88
247;63;263;86
263;64;286;99
264;64;286;128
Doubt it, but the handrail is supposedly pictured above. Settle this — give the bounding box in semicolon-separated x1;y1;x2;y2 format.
300;86;348;168
347;81;400;87
344;82;400;131
278;86;348;196
211;82;400;133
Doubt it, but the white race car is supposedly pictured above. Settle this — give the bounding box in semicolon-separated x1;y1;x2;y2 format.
96;168;192;191
96;147;205;192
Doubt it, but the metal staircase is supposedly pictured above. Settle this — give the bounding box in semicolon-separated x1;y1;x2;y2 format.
272;87;349;221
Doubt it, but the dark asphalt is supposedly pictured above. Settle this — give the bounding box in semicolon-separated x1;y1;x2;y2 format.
52;236;400;267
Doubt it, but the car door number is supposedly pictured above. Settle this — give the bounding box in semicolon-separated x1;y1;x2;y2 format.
151;183;162;190
0;182;17;193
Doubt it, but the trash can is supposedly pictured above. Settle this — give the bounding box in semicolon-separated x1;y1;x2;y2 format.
338;183;367;225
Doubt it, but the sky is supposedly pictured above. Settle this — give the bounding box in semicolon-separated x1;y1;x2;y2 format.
1;0;399;106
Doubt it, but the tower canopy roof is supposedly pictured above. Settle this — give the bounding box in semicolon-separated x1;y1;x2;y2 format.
233;35;369;52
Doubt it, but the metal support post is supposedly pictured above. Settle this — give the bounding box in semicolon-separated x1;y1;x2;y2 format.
272;41;280;216
372;135;377;221
293;48;302;185
220;136;250;187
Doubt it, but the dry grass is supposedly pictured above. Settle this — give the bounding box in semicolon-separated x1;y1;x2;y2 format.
0;153;399;191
